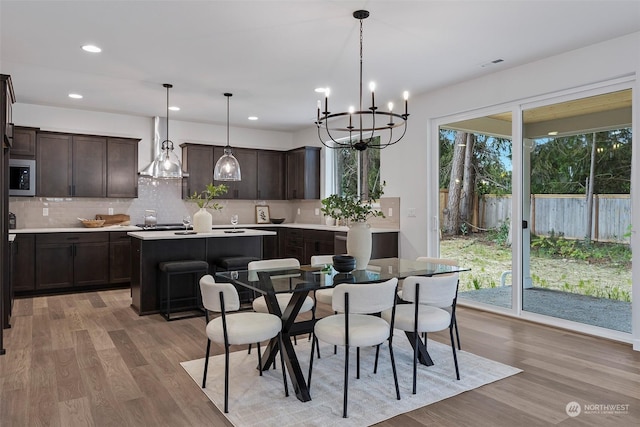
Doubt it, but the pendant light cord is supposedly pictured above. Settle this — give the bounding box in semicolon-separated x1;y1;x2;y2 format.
225;92;232;149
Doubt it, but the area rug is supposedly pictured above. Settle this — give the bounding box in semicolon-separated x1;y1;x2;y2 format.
180;332;521;426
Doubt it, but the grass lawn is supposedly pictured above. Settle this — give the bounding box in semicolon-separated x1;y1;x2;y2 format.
440;234;632;302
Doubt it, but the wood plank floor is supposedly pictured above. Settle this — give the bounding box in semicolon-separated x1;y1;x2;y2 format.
1;289;638;426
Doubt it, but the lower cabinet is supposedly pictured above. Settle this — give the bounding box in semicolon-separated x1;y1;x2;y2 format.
109;232;131;283
302;229;335;265
13;231;132;295
12;234;35;292
36;233;109;289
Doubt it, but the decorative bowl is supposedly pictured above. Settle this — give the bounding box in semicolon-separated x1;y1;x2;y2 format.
270;218;285;224
81;219;105;228
332;255;355;273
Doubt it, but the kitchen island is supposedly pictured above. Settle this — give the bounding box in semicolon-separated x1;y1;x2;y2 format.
128;228;275;315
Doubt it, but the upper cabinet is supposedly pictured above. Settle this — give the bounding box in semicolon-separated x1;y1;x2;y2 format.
10;126;37;158
257;150;285;200
181;143;214;198
181;143;319;201
107;138;139;198
286;146;320;200
36;130;139;198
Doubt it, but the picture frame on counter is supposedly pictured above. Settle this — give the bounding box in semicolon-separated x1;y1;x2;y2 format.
255;205;270;224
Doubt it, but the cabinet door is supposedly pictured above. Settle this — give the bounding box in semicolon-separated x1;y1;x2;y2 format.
37;132;72;197
11;127;37;158
257;227;280;259
286;147;320;200
73;135;107;197
213;147;257;199
182;144;214;198
75;241;110;286
109;232;131;283
36;242;74;289
303;230;335;265
12;234;35;292
107;138;139;198
257;150;285;200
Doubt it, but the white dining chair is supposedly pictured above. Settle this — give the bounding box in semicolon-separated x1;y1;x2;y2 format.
310;255;335;306
308;278;401;418
383;274;460;394
199;275;289;413
399;257;462;350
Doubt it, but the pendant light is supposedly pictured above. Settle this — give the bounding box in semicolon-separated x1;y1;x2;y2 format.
143;83;184;179
214;93;242;181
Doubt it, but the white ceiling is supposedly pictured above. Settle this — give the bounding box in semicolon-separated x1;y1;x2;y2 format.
2;1;639;132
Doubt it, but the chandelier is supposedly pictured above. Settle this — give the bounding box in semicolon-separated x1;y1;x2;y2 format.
315;10;409;151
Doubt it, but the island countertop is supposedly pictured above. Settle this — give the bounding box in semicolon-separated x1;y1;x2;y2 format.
127;228;276;240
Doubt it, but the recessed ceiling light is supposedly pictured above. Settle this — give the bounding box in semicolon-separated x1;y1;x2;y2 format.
248;116;258;121
82;44;102;53
168;106;180;111
68;93;83;99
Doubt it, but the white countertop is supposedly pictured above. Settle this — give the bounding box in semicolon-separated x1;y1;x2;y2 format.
128;228;276;240
9;223;399;234
9;225;142;234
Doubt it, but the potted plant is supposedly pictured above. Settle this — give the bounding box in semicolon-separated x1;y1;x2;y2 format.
320;183;385;269
188;183;228;232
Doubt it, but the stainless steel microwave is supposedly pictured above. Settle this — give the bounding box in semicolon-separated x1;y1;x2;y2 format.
8;158;36;196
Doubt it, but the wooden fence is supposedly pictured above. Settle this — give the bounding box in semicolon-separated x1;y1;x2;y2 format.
440;190;631;242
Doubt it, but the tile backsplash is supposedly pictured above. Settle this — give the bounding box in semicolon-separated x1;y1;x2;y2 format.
9;178;400;229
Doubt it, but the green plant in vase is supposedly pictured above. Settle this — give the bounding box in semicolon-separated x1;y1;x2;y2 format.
188;183;228;210
188;183;228;232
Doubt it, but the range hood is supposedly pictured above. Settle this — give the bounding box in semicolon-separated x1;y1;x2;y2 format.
139;116;185;179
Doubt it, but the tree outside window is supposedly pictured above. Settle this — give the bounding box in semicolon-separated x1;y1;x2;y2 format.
332;136;382;198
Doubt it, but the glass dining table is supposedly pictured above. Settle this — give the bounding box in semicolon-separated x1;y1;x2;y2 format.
215;257;470;402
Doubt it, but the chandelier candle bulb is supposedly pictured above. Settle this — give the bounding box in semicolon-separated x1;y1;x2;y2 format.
404;91;409;116
369;82;376;109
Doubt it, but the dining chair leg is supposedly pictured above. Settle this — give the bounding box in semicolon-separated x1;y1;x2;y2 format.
224;344;230;413
247;343;252;354
413;329;419;394
202;339;211;388
454;318;461;350
373;344;380;373
315;335;321;359
308;332;316;390
343;345;350;418
356;347;360;379
279;333;289;397
450;326;460;380
257;342;263;376
388;341;401;400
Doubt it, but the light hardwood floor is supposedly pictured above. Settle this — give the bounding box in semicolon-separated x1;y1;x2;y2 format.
1;289;638;426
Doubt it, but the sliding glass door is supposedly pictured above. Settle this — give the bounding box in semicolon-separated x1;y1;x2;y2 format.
521;89;633;333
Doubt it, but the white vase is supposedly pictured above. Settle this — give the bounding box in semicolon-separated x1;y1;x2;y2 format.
325;216;335;226
347;221;372;270
193;207;212;233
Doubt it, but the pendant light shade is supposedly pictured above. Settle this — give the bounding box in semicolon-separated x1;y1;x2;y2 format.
214;93;241;181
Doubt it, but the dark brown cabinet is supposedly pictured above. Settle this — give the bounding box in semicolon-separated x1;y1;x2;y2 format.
37;133;107;197
286;146;320;200
257;150;285;200
214;146;258;199
107;138;139;198
10;126;37;158
11;234;35;292
282;228;303;260
35;233;109;290
181;143;214;197
36;131;138;198
257;227;281;259
302;229;335;265
109;232;131;283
